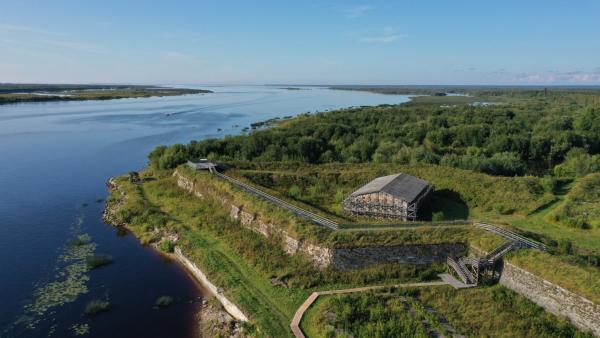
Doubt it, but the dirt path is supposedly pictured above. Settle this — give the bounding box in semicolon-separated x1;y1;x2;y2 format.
290;281;448;338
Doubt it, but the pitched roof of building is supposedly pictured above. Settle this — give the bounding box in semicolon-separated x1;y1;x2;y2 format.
350;173;430;202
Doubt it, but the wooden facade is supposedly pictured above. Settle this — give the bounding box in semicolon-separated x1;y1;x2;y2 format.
343;173;433;221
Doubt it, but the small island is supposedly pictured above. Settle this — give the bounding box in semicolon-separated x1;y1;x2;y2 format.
0;83;212;105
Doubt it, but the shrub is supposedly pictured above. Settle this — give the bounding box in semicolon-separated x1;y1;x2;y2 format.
541;175;558;193
288;185;301;198
431;211;445;222
160;240;175;253
556;239;573;255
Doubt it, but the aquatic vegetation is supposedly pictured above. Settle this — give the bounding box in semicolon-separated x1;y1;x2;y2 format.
85;255;113;270
155;295;174;308
14;215;97;330
84;300;112;316
71;323;90;336
70;234;91;247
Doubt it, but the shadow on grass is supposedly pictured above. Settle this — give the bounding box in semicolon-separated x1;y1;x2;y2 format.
421;189;469;221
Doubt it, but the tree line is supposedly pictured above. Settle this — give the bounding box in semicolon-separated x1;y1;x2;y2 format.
149;92;600;177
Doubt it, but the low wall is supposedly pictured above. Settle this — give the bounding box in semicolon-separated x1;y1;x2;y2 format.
174;170;465;269
500;262;600;336
173;247;249;322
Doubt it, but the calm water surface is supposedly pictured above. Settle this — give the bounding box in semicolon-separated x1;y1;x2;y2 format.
0;86;410;338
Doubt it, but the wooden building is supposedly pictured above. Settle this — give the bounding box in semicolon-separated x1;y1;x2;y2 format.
343;173;433;221
186;159;217;172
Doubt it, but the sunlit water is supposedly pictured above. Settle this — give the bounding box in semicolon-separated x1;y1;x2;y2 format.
0;86;410;338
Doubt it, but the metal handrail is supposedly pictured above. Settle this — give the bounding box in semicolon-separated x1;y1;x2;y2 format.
202;167;551;250
213;170;339;230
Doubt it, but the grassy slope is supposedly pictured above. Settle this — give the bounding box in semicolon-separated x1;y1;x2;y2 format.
140;177;306;337
180;166;503;250
299;297;327;338
109;168;599;335
472;174;600;254
108;175;303;336
218;164;600;306
228;163;554;219
416;285;593;338
110;173;449;337
302;286;592;338
509;250;600;304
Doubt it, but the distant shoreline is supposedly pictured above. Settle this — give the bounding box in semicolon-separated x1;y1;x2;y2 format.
0;84;212;105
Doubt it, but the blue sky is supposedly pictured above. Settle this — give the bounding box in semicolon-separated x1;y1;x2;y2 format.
1;1;599;85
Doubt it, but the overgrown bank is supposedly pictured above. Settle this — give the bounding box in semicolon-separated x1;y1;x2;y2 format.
104;171;446;337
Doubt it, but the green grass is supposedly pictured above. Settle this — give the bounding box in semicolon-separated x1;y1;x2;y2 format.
303;289;429;338
108;169;599;336
110;174;443;337
227;162;554;220
416;285;593;338
472;174;600;255
549;173;600;229
159;240;175;253
300;297;327;338
303;286;593;338
178;166;511;250
508;250;600;304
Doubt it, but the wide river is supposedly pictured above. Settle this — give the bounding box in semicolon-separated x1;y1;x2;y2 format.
0;86;410;338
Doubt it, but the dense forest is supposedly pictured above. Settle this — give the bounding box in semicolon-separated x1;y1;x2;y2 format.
149;89;600;177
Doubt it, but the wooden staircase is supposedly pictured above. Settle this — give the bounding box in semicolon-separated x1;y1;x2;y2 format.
446;240;521;287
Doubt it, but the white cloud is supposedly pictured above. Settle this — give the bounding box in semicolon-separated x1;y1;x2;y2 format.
344;5;373;19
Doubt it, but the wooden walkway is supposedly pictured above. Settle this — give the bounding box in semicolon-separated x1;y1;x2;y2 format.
438;273;475;289
290;281;448;338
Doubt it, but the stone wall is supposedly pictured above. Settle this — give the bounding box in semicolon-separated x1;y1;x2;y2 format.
173;248;248;322
500;262;600;336
331;244;465;269
174;170;466;269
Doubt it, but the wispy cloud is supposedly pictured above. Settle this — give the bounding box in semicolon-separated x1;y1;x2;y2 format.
344;5;373;19
0;23;64;36
359;28;404;44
